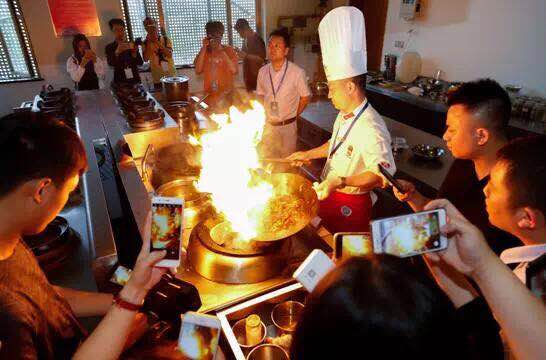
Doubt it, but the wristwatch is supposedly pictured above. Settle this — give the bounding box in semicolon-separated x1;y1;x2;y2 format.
113;292;142;312
339;176;347;188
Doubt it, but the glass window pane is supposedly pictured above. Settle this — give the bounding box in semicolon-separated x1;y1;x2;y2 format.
0;0;37;82
123;0;258;66
230;0;257;49
162;0;228;66
124;0;147;40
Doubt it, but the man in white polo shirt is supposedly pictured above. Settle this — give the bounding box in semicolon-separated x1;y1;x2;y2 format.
287;6;396;233
256;28;311;159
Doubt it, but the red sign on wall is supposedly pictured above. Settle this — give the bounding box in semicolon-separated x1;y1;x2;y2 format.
47;0;102;37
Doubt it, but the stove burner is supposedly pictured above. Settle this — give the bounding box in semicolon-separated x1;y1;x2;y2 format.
187;218;285;284
23;216;80;274
127;109;165;131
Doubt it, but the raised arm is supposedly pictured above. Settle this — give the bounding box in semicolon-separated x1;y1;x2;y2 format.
194;37;209;75
425;199;546;360
72;212;168;360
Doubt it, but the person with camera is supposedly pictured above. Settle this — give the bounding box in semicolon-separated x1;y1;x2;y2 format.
142;17;176;88
0;114;169;359
194;21;238;108
392;79;521;256
105;18;143;84
233;18;265;91
66;34;106;90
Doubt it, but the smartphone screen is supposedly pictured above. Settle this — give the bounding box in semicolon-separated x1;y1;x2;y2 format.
334;233;372;261
371;209;447;257
151;197;184;266
110;265;132;286
178;314;220;360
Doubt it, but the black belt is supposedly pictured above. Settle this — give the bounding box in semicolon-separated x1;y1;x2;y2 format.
268;117;297;127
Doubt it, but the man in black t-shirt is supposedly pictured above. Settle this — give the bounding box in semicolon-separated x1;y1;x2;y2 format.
0;114;114;359
234;18;266;91
105;18;143;84
394;79;521;255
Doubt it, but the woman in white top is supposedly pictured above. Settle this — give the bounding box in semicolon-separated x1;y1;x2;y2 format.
66;34;106;90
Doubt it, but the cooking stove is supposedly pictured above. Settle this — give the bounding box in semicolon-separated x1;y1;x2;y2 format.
23;216;81;274
177;224;331;313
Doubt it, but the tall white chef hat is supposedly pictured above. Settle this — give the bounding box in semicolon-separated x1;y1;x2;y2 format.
318;6;367;82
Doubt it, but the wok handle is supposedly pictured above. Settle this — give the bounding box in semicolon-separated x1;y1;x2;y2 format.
142;144;155;182
299;166;319;183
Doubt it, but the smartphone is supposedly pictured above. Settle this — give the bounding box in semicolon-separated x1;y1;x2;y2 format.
371;209;447;258
333;232;373;261
178;312;221;360
378;163;406;194
110;265;132;286
151;196;184;268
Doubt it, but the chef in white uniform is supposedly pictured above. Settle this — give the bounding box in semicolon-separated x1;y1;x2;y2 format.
287;6;396;233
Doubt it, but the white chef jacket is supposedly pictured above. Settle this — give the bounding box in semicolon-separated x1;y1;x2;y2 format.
323;99;396;198
256;60;311;122
500;243;546;283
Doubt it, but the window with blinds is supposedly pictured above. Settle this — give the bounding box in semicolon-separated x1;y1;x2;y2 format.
0;0;39;83
121;0;258;66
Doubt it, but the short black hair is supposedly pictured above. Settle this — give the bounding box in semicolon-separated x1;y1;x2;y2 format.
447;78;511;136
290;255;464;359
108;18;125;30
0;113;87;198
205;21;224;36
497;135;546;216
234;18;250;30
269;27;290;48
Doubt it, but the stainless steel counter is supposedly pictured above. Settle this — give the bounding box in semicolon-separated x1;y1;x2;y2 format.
77;89;333;313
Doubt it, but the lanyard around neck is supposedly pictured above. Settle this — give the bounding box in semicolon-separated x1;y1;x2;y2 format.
328;101;370;158
268;61;289;100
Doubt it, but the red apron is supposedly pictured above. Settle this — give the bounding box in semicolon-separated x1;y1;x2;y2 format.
318;191;372;234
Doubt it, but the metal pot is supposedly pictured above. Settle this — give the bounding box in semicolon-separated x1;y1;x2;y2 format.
155;179;214;230
161;75;189;102
148;143;201;189
187;218;286;284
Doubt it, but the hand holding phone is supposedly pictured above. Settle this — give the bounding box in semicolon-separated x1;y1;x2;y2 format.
151;197;184;268
371;209;448;258
178;312;221;360
378;163;406;194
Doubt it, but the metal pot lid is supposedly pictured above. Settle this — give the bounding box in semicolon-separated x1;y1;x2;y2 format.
160;75;189;84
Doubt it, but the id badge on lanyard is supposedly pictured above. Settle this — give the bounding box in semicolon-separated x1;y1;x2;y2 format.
268;62;288;119
124;68;133;79
270;101;279;117
320;102;370;181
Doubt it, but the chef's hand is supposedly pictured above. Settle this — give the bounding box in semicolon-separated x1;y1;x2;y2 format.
313;176;342;200
286;151;310;167
424;199;496;277
392;179;416;202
